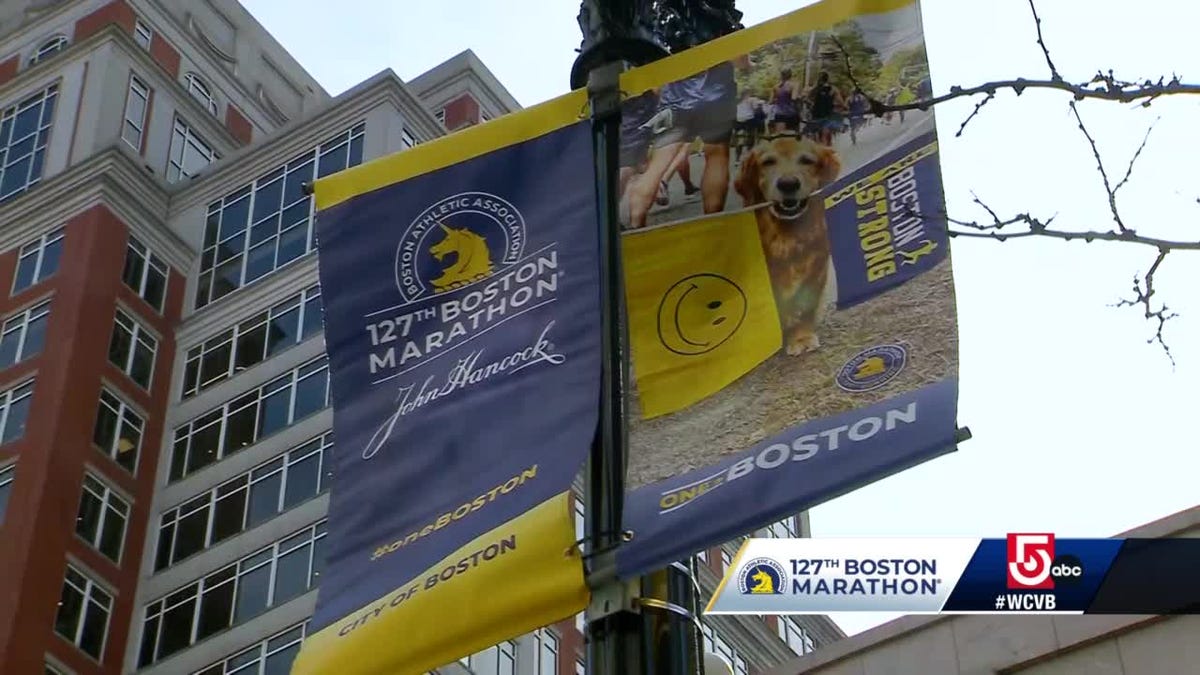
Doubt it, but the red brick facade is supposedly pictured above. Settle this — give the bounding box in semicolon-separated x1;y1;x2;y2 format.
0;205;182;674
225;103;253;145
443;92;482;132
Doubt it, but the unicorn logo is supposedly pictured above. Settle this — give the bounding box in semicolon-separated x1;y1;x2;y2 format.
396;191;526;303
429;223;494;292
736;558;787;596
854;356;887;379
750;569;776;594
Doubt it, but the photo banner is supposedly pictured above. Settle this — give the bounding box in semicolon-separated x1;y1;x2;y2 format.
612;0;962;578
291;91;598;675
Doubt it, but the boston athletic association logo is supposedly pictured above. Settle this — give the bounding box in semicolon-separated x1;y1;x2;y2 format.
737;557;788;595
395;191;526;303
835;343;908;393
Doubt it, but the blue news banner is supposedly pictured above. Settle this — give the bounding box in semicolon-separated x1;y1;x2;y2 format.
707;535;1200;614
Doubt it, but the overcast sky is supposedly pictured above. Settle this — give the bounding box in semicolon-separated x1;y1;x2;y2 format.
240;0;1200;639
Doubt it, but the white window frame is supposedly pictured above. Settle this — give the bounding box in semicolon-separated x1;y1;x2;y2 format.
766;515;798;539
0;379;33;444
55;565;113;660
139;521;327;666
195;124;364;308
402;128;416;148
166;117;218;183
535;628;558;675
435;108;446;125
121;75;150;152
777;616;814;656
184;72;218;116
156;432;332;570
697;548;708;564
721;548;732;574
134;19;153;49
170;356;330;481
0;463;14;524
76;473;130;564
0;299;50;367
109;308;158;389
122;236;169;312
181;285;322;399
12;226;64;294
93;388;144;474
192;620;311;675
30;35;68;65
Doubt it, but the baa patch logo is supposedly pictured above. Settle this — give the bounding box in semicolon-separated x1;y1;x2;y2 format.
836;343;907;393
395;191;526;303
737;557;788;595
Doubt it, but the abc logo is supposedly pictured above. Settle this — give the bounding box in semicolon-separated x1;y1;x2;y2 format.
1051;554;1084;587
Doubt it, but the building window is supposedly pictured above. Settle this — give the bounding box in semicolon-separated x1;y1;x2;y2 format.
53;565;112;660
766;516;797;539
0;84;58;203
12;226;64;294
706;627;748;675
181;285;323;399
134;20;153;49
170;356;330;482
697;548;708;564
777;616;815;656
535;628;558;675
461;641;516;675
184;72;219;116
481;111;492;122
45;663;65;675
193;620;311;675
75;474;130;563
721;549;732;574
0;463;14;524
122;236;168;312
138;521;327;667
155;432;332;570
435;108;445;125
121;76;150;152
93;388;144;474
167;118;218;183
577;659;585;675
0;299;50;368
108;309;157;389
29;35;68;66
402;128;416;148
196;124;365;309
575;611;586;634
0;379;33;444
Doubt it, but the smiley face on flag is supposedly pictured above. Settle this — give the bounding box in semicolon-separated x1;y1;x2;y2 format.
656;273;749;356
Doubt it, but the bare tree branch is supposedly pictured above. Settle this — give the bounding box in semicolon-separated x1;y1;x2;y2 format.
1112;249;1178;368
826;0;1193;362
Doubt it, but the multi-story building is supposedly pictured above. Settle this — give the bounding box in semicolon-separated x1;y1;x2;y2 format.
0;2;842;675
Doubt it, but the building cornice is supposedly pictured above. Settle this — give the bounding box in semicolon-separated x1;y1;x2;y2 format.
168;69;444;214
143;0;329;131
0;24;241;154
175;251;318;341
0;144;197;271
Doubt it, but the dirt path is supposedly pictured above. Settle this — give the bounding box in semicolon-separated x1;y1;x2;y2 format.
627;257;958;488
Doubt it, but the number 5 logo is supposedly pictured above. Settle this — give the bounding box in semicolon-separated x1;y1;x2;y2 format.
1006;533;1055;589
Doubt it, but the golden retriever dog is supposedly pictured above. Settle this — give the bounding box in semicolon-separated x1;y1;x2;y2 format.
734;136;842;355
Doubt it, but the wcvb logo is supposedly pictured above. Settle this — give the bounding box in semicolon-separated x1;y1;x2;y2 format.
1006;533;1055;589
1006;533;1086;590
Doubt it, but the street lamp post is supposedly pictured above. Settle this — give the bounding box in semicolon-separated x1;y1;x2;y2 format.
572;3;743;675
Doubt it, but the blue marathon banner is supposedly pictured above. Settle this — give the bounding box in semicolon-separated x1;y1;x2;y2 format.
610;0;963;579
292;92;599;675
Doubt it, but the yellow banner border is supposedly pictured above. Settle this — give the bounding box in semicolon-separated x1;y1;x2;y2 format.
313;0;919;211
621;0;918;96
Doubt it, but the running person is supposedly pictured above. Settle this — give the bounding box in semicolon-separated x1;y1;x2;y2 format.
771;68;802;133
618;90;660;204
734;89;765;161
807;71;845;146
627;59;741;229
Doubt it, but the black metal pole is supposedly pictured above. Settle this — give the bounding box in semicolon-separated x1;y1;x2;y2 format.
574;3;743;674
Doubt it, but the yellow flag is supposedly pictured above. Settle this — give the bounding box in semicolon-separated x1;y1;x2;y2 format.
623;210;782;419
